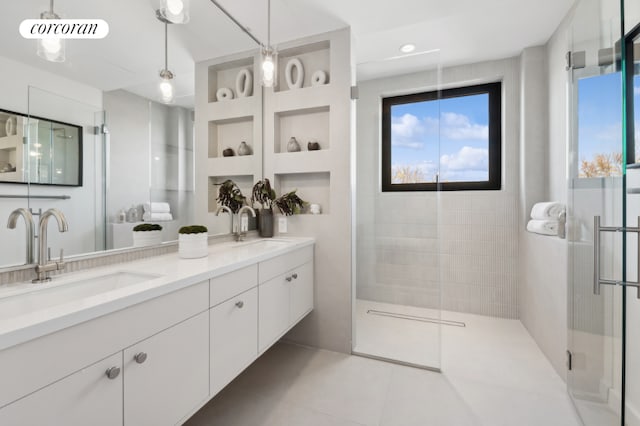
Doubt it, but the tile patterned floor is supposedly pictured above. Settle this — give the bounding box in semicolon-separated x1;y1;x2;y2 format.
185;300;583;426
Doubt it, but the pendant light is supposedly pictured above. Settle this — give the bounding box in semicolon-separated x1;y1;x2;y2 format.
261;0;277;87
157;0;190;24
158;22;175;104
37;0;65;62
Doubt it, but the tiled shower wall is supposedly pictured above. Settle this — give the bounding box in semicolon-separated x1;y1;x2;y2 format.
356;57;520;319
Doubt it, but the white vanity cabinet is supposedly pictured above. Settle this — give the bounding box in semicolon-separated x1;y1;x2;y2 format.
124;311;209;426
0;352;123;426
0;240;315;426
258;246;314;352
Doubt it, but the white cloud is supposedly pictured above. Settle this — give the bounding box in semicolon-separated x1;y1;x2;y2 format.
391;113;425;149
440;112;488;140
635;85;640;96
440;146;488;172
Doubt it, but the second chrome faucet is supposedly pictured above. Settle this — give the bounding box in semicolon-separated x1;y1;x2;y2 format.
215;205;256;241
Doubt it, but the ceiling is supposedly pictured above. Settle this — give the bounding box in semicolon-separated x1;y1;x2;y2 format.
0;0;576;107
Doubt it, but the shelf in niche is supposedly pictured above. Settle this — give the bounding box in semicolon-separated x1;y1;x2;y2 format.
208;116;254;159
207;57;256;104
272;149;331;174
207;174;255;214
275;41;330;93
207;156;254;178
274;106;330;154
274;171;330;214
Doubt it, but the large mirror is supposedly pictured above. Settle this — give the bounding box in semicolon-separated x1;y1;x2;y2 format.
0;1;261;269
0;109;82;186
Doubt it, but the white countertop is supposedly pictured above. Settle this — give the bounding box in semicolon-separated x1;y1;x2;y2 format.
0;237;314;352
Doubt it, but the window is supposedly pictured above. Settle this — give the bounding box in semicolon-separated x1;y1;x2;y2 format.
381;82;502;191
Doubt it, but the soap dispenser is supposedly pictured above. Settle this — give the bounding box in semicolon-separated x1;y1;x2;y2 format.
127;205;139;223
117;208;126;223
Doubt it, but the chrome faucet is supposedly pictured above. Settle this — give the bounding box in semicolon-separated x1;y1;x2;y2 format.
7;208;36;264
237;206;256;242
215;205;256;242
34;208;69;283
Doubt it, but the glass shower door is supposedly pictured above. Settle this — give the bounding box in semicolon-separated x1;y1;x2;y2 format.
567;0;625;424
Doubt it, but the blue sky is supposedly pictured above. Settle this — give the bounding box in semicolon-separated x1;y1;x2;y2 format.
577;72;624;165
390;93;489;182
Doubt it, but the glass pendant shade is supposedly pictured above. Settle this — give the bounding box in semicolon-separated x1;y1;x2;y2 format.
37;37;65;62
159;70;174;104
261;47;278;87
159;0;190;24
37;4;65;62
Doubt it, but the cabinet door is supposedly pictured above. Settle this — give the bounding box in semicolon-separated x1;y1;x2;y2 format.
258;273;290;352
124;311;209;426
0;352;122;426
211;287;258;395
290;261;314;323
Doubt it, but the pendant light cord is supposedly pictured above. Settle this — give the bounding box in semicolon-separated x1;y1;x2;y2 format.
267;0;271;49
49;0;54;14
164;22;168;71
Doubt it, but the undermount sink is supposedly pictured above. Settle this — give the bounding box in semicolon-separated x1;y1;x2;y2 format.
0;271;161;321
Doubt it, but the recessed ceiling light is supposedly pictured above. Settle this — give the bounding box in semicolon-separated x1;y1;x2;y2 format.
400;44;416;54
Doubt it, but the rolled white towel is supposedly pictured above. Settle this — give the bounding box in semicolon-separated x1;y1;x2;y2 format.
527;219;559;236
531;202;564;220
143;202;171;213
143;212;173;221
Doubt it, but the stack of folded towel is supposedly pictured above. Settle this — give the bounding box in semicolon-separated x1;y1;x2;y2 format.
143;202;173;222
527;202;564;236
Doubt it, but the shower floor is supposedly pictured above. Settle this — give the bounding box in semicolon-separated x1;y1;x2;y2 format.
354;299;580;424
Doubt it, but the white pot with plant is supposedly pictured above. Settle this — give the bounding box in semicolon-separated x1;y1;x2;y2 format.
132;223;163;247
178;225;209;259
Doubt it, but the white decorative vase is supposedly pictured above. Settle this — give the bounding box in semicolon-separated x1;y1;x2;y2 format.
5;116;16;136
285;58;304;89
216;87;234;101
311;70;327;86
132;230;162;247
179;233;208;259
235;69;253;97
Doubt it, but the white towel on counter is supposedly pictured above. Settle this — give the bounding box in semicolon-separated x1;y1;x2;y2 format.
527;219;559;236
530;202;564;220
143;212;173;221
143;202;171;214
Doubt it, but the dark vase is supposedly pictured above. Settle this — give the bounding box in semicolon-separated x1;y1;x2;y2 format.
258;209;274;238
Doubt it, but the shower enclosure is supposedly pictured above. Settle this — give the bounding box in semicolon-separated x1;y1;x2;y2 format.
567;0;640;424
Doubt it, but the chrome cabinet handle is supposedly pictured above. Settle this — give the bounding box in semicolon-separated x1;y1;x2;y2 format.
134;352;148;364
292;273;298;279
285;276;292;282
105;366;120;380
235;300;244;308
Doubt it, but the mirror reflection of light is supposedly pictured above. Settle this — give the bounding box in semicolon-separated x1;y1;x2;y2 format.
55;169;62;175
29;151;42;157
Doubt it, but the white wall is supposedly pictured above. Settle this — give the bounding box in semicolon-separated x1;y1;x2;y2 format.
517;25;569;379
0;55;103;266
356;57;521;318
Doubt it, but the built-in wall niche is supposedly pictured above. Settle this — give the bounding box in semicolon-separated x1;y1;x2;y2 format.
208;116;254;158
207;57;256;103
274;106;330;154
275;172;330;214
276;41;330;93
207;175;255;213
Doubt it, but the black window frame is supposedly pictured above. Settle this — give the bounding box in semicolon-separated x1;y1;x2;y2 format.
381;81;502;191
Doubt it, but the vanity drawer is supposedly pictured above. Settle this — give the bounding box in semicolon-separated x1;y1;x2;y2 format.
258;245;313;283
210;264;258;307
0;280;208;409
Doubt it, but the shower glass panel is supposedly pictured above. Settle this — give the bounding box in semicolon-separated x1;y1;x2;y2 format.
353;51;442;370
567;0;624;424
27;86;107;256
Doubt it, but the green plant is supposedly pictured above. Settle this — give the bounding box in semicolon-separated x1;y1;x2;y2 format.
179;225;208;234
215;179;246;213
133;223;162;232
274;190;308;216
251;178;276;210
